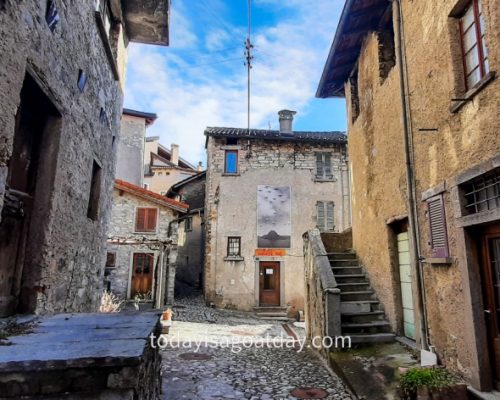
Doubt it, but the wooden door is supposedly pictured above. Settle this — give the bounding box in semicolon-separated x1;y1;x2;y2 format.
397;231;416;340
259;262;280;306
131;253;154;298
480;224;500;389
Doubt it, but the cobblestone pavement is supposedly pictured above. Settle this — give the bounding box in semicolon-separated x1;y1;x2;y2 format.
160;297;354;400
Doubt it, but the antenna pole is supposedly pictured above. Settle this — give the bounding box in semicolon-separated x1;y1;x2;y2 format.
245;0;253;133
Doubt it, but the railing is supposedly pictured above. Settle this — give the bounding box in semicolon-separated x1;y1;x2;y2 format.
303;228;341;349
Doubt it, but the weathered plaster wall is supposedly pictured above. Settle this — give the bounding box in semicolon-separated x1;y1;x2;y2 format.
107;189;178;300
115;114;146;186
401;0;500;386
346;30;407;334
145;167;197;194
0;1;125;314
204;137;350;315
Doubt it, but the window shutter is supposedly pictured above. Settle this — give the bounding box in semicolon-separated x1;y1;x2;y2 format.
326;202;335;231
316;153;324;178
324;153;333;179
136;208;146;231
317;201;326;230
427;195;449;258
146;208;157;231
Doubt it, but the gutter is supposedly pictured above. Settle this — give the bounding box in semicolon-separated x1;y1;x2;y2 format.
392;0;431;351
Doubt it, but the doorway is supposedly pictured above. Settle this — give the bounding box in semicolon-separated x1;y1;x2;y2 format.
479;223;500;389
259;261;280;306
397;230;416;340
131;253;154;298
0;72;60;316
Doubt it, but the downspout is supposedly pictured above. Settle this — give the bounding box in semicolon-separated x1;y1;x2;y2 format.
392;0;431;351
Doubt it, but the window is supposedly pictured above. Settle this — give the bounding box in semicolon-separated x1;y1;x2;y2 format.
185;217;193;231
135;208;158;232
226;138;238;145
427;195;449;258
87;160;102;220
349;70;360;122
227;237;241;257
315;153;333;180
317;201;335;232
462;167;500;214
459;0;490;90
224;150;238;174
378;14;396;82
96;0;112;37
105;252;116;268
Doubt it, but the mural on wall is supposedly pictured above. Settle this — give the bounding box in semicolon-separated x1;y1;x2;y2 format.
257;185;291;248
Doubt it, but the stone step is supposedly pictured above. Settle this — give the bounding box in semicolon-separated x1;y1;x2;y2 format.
258;316;289;321
329;259;360;267
332;266;364;275
341;310;386;324
336;282;371;292
253;306;287;313
340;290;375;302
326;252;357;260
348;333;396;344
334;274;366;283
341;300;380;314
342;321;392;334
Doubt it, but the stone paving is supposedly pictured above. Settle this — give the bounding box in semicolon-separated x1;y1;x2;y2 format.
160;297;354;399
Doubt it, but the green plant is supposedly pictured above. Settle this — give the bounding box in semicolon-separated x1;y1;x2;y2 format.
400;367;457;398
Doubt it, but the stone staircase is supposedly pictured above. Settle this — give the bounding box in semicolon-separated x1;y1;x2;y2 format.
329;251;395;344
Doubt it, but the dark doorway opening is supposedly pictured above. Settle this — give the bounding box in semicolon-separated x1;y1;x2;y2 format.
0;72;61;315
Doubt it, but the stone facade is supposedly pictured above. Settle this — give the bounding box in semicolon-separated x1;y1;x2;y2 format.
204;126;350;316
107;182;186;305
318;0;500;391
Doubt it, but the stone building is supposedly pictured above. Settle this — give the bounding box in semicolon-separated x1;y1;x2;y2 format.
144;137;201;194
317;0;500;392
168;171;206;297
115;109;157;187
0;0;170;316
106;179;187;306
204;111;350;317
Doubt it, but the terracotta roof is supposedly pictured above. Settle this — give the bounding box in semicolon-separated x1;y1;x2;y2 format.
316;0;391;98
204;127;347;144
115;179;188;212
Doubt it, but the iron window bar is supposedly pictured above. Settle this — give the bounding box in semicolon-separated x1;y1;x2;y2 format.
463;168;500;214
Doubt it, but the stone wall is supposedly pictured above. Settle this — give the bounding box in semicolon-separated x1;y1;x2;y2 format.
107;189;178;303
204;136;350;315
0;1;125;314
115;115;146;186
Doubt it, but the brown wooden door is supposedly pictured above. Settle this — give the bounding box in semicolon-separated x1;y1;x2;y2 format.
480;224;500;389
131;253;154;297
259;262;280;306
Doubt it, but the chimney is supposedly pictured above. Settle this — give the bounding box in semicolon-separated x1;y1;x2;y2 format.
197;161;203;172
278;110;297;135
171;144;179;166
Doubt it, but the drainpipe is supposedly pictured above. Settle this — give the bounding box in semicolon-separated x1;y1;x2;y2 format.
392;0;431;351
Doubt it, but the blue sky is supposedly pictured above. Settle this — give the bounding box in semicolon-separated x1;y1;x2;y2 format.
124;0;346;166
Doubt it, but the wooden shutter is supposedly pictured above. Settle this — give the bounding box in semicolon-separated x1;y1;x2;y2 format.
135;208;157;232
316;153;324;178
326;202;335;231
317;201;326;230
427;195;449;258
136;208;146;231
324;153;333;179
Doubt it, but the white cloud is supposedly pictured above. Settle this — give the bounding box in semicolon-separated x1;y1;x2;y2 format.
124;0;342;167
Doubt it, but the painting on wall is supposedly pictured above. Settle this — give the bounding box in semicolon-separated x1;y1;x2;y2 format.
257;186;291;248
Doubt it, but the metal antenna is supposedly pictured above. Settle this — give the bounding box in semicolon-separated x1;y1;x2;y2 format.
245;0;253;133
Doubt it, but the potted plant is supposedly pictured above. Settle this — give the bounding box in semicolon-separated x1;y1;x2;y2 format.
399;367;468;400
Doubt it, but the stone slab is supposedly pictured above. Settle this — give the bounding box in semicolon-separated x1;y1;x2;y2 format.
0;312;161;372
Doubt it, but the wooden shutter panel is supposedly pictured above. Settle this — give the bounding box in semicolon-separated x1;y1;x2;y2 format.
427;195;449;258
326;202;335;231
146;208;157;231
136;208;146;231
316;153;324;178
317;201;326;230
324;153;333;179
